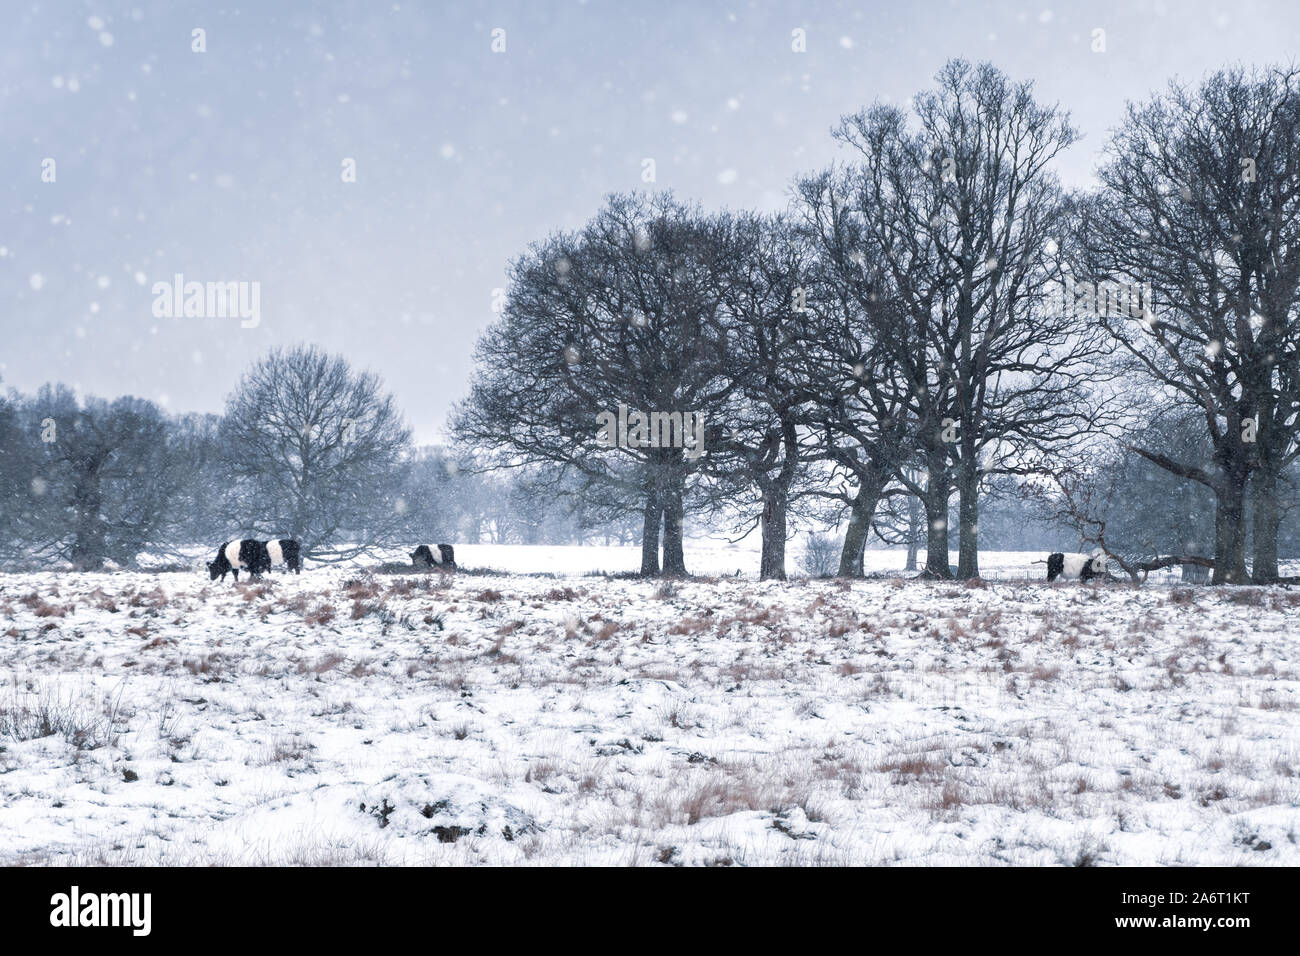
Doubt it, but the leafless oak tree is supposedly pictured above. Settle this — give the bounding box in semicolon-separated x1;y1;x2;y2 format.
221;346;411;562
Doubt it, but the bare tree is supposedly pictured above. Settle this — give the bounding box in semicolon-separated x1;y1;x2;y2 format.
804;61;1100;578
453;193;743;576
794;170;922;576
220;346;412;562
1082;66;1300;583
12;386;196;568
704;213;820;580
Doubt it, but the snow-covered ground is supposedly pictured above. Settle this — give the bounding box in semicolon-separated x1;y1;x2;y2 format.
2;550;1298;866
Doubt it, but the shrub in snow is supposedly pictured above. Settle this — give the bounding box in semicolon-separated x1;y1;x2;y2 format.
800;533;839;577
358;772;537;843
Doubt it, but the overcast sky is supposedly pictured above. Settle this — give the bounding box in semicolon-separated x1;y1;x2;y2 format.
3;0;1299;443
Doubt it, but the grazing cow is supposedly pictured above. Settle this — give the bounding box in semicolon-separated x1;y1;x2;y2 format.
410;544;456;570
1041;551;1107;582
266;538;302;574
207;539;271;582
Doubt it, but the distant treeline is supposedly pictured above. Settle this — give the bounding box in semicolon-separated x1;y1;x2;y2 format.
0;346;635;570
3;350;1299;574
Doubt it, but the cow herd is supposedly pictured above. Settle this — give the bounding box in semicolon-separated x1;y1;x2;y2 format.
205;540;1102;584
205;540;455;582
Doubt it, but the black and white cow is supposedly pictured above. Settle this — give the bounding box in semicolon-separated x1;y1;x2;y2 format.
1042;551;1107;583
410;544;456;570
265;538;302;574
207;539;271;582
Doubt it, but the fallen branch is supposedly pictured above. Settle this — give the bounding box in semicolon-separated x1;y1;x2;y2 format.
1108;553;1215;584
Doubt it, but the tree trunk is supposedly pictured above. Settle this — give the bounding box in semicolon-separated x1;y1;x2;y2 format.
903;492;921;571
920;468;952;578
837;485;881;577
661;470;687;576
639;483;661;577
69;468;106;570
956;453;980;579
1212;469;1250;584
759;484;788;581
1251;466;1280;583
759;422;800;581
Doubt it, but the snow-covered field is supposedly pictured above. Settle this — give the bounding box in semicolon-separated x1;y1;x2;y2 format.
2;548;1298;866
